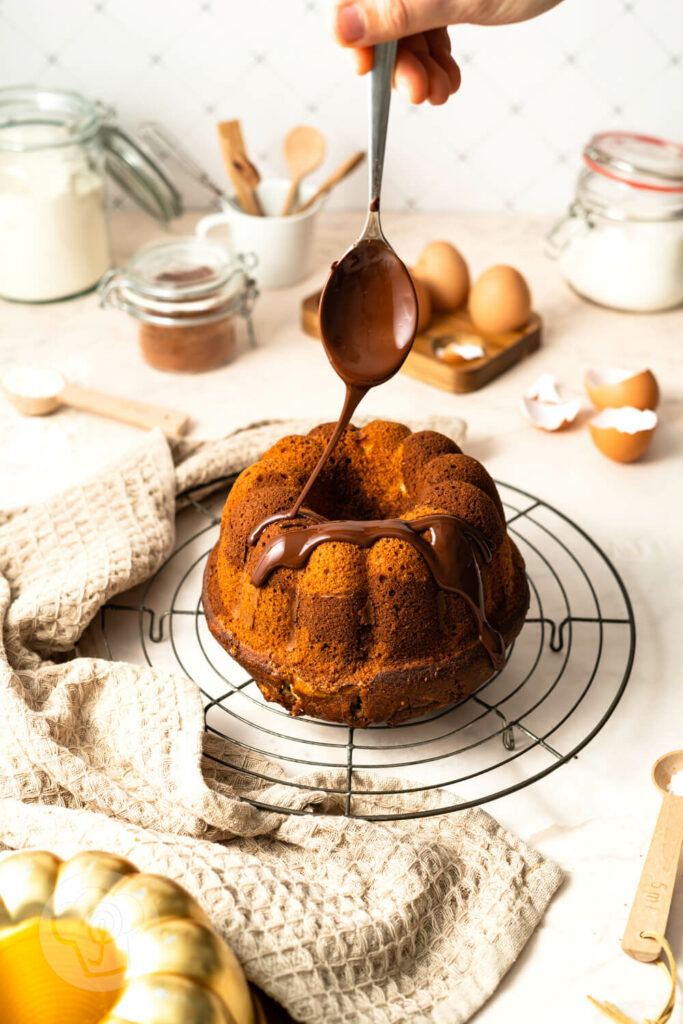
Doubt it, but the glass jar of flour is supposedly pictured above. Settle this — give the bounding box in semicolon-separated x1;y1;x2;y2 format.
0;87;181;303
547;132;683;312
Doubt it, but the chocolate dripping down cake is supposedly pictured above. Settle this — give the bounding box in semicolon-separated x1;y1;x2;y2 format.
202;420;528;726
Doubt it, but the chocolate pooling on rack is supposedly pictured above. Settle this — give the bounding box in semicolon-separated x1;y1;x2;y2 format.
250;513;505;669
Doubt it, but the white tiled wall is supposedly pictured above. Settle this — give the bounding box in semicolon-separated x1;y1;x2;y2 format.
1;0;680;212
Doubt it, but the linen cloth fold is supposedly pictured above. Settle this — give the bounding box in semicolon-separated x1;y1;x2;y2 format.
0;417;562;1024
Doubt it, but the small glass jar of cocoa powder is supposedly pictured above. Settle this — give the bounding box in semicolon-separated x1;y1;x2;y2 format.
99;237;257;372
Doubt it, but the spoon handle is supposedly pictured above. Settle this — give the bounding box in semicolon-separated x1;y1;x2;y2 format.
61;382;190;438
368;40;397;208
622;793;683;962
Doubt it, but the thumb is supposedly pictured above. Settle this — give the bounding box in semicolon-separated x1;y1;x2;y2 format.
333;0;463;46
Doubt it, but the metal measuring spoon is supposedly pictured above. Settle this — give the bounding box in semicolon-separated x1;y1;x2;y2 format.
318;40;418;392
622;749;683;962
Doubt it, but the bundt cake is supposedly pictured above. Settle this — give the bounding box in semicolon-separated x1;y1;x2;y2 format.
202;420;529;726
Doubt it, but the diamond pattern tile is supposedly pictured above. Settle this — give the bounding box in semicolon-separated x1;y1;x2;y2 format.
0;0;680;212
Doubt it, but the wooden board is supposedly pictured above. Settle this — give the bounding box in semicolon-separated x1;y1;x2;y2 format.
301;291;542;394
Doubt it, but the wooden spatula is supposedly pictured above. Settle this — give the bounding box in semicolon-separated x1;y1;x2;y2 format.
216;120;263;216
281;125;326;216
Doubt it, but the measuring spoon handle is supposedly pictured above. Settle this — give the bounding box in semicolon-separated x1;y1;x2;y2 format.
61;383;190;438
622;793;683;962
368;40;397;206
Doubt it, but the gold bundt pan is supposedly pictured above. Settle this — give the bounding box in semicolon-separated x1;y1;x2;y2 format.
0;849;264;1024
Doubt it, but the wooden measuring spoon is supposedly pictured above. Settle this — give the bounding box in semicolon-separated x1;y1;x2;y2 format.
622;750;683;962
280;125;326;216
293;151;365;215
2;367;190;438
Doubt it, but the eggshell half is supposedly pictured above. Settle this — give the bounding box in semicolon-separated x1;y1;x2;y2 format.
437;341;485;365
589;407;657;462
585;368;659;411
520;374;582;432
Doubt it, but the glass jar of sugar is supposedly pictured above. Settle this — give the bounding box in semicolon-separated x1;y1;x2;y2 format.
547;133;683;312
0;87;181;303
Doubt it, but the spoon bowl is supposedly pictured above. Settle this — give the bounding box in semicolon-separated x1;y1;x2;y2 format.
652;749;683;795
2;367;66;416
318;41;417;390
319;236;417;389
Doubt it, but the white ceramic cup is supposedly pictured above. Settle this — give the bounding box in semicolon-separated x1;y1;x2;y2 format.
196;178;324;289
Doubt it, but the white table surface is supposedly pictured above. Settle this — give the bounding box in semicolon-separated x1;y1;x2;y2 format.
1;210;682;1023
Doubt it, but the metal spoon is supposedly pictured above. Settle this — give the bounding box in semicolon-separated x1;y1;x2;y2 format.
318;40;417;392
285;41;417;520
622;749;683;962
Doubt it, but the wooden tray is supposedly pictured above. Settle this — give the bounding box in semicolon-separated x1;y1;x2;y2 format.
301;291;542;393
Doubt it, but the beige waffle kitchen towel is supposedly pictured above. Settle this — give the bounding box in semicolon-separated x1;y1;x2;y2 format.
0;419;563;1024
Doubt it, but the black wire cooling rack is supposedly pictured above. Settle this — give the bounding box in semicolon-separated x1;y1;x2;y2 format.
91;475;635;821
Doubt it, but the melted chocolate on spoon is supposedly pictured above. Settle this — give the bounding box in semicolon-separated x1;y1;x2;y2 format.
249;232;417;543
247;209;505;667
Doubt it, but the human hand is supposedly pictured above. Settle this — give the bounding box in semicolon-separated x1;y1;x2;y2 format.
332;0;564;105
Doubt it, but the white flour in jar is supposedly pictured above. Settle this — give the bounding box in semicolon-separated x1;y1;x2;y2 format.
0;123;111;302
558;219;683;313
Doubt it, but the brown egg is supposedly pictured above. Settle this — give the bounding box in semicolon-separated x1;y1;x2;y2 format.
585;368;659;411
588;407;657;462
469;265;532;334
408;268;432;333
415;241;469;311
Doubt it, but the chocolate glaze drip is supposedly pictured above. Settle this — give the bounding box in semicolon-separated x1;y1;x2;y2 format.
250;513;506;669
246;203;505;669
251;235;417;541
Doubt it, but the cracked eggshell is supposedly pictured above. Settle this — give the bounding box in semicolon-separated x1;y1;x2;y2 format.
589;407;657;462
585;368;659;411
520;374;582;432
437;341;485;365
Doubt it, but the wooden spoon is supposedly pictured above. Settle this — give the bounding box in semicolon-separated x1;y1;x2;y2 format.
2;367;190;438
280;125;326;216
622;749;683;962
293;151;365;215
